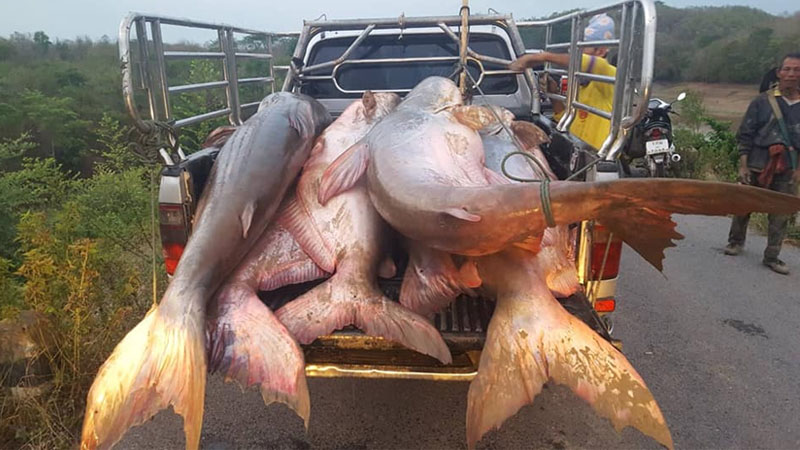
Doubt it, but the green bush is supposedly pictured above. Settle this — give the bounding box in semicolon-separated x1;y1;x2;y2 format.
672;95;738;182
0;117;160;449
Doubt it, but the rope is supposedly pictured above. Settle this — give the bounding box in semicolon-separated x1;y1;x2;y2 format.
129;120;180;164
149;168;158;307
463;69;556;227
499;151;557;227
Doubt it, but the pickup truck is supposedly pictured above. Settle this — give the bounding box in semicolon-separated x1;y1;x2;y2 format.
118;0;656;381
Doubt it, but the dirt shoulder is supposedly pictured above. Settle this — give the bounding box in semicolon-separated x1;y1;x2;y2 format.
652;81;758;129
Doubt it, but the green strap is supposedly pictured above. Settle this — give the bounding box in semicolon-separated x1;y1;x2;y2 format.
766;90;798;170
500;151;557;227
540;178;556;228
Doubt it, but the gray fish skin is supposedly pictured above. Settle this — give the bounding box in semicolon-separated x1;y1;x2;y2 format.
81;92;330;450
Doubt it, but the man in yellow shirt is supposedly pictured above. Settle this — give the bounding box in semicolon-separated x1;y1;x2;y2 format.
509;14;616;150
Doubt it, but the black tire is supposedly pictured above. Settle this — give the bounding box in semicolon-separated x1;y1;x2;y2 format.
653;161;666;177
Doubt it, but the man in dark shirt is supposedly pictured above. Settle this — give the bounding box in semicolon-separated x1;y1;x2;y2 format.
724;53;800;274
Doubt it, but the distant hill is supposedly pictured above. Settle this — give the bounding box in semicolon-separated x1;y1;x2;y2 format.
521;3;800;84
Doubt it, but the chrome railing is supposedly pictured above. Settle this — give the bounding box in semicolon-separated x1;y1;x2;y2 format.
120;4;655;163
517;0;656;159
281;14;534;97
119;13;296;135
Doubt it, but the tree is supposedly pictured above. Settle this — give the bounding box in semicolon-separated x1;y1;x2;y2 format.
33;31;51;54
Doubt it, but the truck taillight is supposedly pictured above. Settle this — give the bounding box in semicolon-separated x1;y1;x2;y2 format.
594;297;616;313
590;224;622;280
162;243;184;275
159;204;189;275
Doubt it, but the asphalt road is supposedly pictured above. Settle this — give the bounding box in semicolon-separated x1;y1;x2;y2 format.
118;215;800;449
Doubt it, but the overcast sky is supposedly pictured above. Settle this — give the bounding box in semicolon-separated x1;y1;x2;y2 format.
1;0;795;41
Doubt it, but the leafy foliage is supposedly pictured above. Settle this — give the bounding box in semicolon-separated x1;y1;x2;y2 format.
671;93;743;181
520;4;800;84
0;97;159;448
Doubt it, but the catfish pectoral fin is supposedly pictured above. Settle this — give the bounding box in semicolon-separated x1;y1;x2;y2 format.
318;140;370;205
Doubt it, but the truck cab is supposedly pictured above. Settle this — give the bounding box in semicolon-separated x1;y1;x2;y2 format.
119;0;656;380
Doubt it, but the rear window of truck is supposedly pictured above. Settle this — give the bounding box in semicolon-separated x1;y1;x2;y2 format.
300;32;517;98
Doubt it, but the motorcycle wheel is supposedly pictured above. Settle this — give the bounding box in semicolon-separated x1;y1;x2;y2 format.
653;161;666;177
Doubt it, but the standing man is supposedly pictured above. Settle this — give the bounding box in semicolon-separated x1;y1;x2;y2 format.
509;13;616;150
724;53;800;275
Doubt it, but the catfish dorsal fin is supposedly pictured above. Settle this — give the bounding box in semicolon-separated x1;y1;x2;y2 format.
318;140;369;205
362;90;377;119
510;120;551;149
240;202;256;239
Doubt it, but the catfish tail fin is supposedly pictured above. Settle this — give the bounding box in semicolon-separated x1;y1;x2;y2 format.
207;286;310;427
467;252;672;450
276;273;452;364
400;246;480;317
81;305;206;450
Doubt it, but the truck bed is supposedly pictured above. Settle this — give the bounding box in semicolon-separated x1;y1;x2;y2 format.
261;256;612;381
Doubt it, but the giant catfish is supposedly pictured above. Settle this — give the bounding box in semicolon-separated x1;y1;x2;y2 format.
81;92;330;449
276;92;451;364
318;76;800;271
206;218;329;428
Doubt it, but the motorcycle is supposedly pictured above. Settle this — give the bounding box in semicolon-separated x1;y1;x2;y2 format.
621;92;686;177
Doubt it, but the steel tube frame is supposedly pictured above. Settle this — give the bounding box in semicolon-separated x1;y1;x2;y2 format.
437;24;513;66
119;12;279;132
575;71;616;83
168;80;229;94
573;100;613;120
300;24;376;74
164;51;225;59
121;1;654;156
303;14;513;31
518;0;656;157
283;16;524;98
150;19;171;120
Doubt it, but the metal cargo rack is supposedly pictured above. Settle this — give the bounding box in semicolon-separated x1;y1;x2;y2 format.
517;0;656;159
120;1;655;162
281;13;531;94
118;13;294;163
